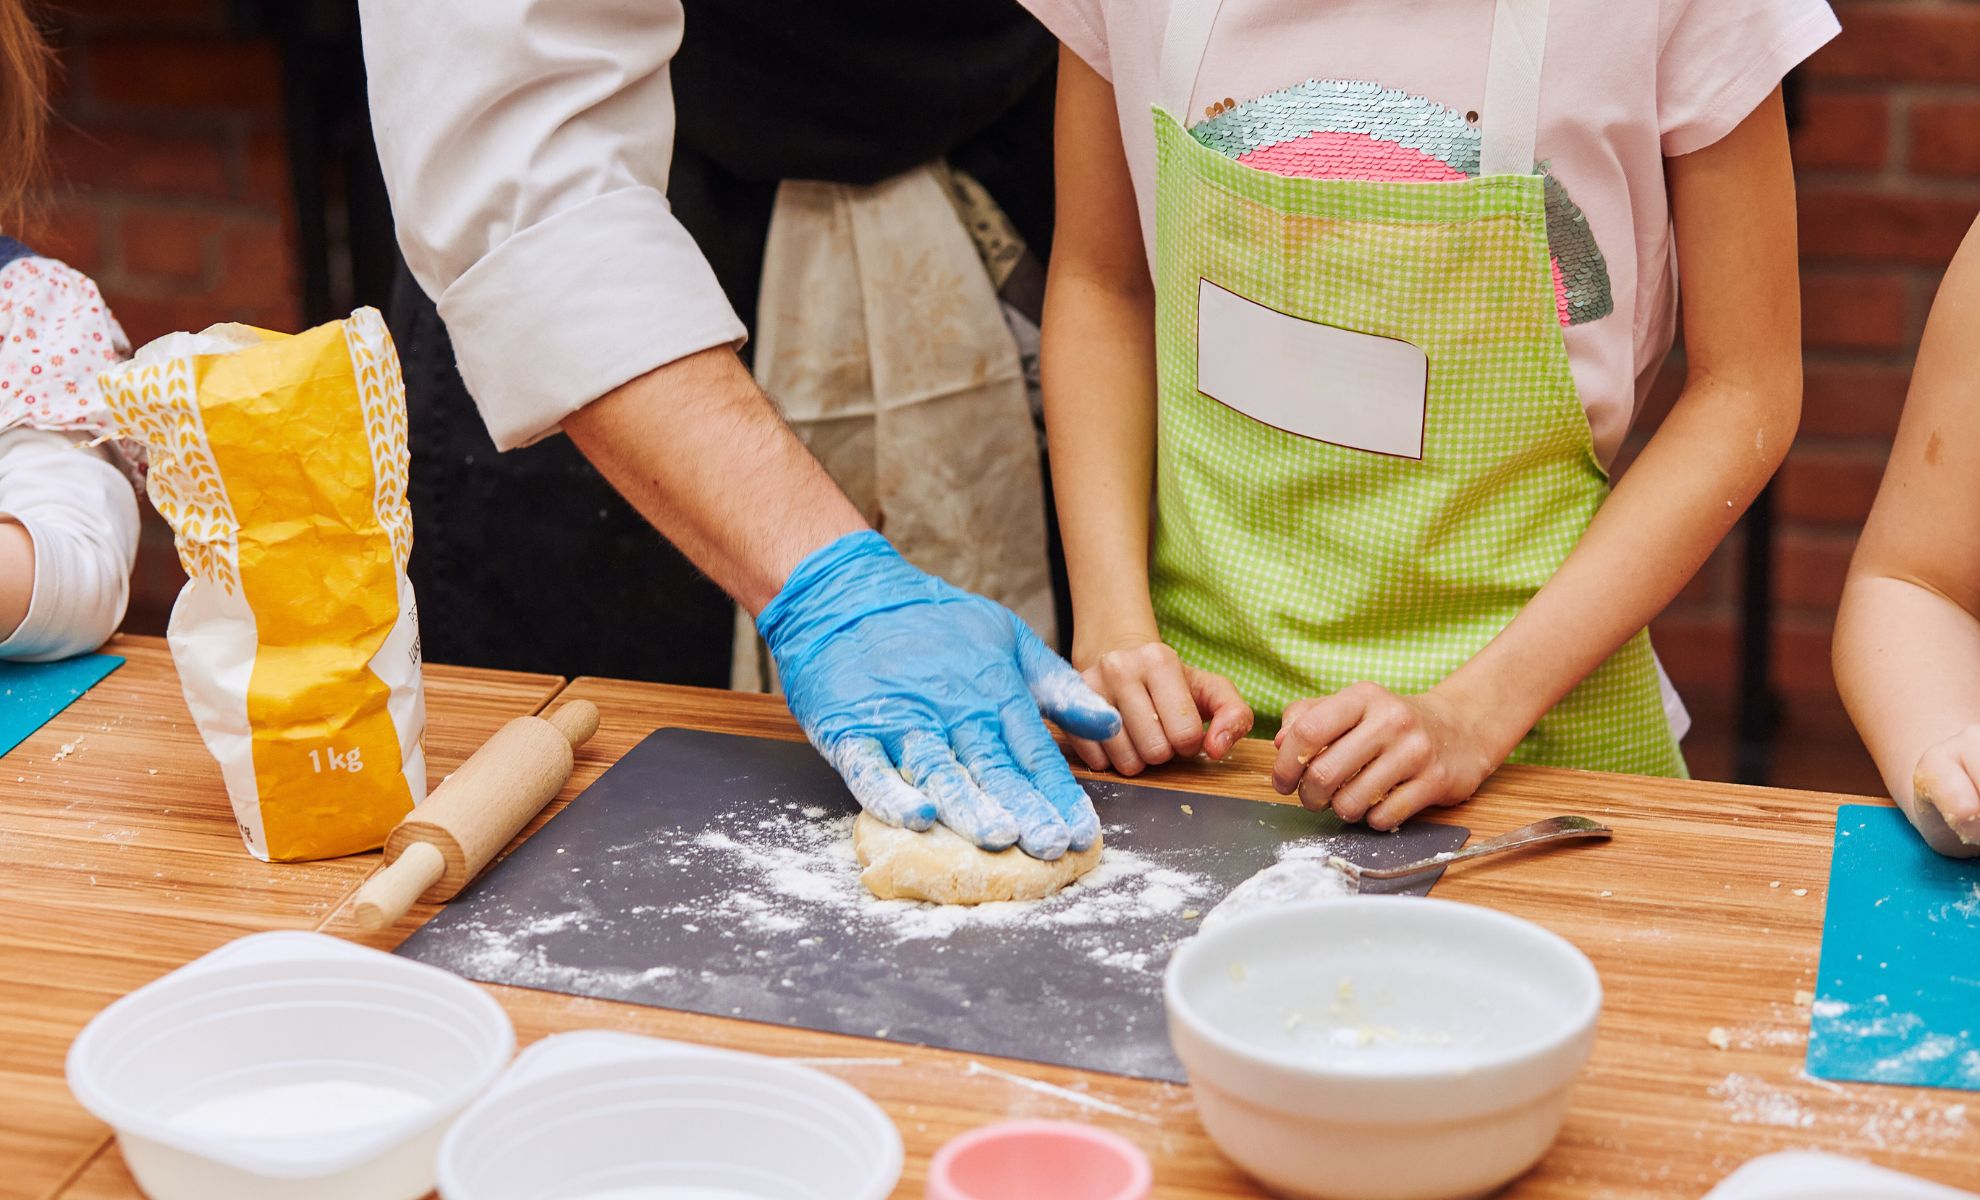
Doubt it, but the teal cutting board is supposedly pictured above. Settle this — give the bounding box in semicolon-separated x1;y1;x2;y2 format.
1807;804;1980;1090
0;653;123;758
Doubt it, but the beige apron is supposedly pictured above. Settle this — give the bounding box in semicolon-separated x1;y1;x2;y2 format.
732;165;1056;690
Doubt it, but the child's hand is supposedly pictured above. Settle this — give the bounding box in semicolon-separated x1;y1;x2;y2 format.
1913;728;1980;853
1271;683;1497;830
1072;637;1252;775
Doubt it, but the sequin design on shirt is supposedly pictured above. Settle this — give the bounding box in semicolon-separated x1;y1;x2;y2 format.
1193;79;1613;327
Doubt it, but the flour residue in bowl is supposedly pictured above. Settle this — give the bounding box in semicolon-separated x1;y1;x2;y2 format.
1262;974;1472;1063
169;1079;431;1138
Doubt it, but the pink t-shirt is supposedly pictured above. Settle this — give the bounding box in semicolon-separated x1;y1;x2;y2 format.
1025;0;1839;465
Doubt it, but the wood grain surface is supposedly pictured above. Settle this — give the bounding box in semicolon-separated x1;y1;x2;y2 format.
315;677;1971;1199
1;636;563;1200
21;667;1980;1198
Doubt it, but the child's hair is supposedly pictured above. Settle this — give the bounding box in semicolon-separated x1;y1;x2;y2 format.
0;0;49;228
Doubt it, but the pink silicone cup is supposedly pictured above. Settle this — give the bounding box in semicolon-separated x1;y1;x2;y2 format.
926;1120;1153;1200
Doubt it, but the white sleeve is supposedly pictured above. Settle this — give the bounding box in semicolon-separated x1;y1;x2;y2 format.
0;428;139;661
358;0;748;451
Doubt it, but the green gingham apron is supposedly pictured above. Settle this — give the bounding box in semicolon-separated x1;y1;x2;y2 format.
1149;0;1685;776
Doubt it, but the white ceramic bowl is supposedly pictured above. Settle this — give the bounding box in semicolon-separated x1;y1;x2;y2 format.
437;1030;903;1200
66;931;515;1200
1165;897;1600;1200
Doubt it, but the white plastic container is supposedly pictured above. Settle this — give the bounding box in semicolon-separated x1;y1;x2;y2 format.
437;1030;903;1200
67;931;514;1200
1705;1151;1979;1199
1165;897;1600;1200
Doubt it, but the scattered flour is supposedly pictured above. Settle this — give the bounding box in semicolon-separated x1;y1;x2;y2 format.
425;808;1214;1000
1089;947;1152;973
1809;996;1980;1087
678;811;1210;951
1709;1073;1816;1130
962;1060;1158;1123
1711;1072;1972;1150
1935;882;1980;923
1706;1001;1814;1052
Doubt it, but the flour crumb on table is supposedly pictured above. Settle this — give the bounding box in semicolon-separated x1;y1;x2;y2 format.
1707;1026;1732;1050
1711;1072;1973;1150
1180;804;1193;815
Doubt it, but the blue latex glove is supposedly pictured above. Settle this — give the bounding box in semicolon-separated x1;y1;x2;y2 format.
760;532;1122;860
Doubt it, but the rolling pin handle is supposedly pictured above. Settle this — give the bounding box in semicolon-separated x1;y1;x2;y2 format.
546;700;600;751
353;840;447;930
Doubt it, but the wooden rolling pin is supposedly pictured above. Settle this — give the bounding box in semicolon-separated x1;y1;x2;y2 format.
354;700;600;929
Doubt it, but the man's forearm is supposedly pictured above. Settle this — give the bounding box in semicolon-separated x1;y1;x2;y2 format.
562;345;866;614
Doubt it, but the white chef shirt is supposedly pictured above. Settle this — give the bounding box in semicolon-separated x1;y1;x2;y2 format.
359;0;748;451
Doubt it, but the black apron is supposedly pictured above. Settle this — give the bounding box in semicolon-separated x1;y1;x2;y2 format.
393;0;1056;685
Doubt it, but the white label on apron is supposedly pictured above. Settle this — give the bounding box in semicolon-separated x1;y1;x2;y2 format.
1196;279;1428;459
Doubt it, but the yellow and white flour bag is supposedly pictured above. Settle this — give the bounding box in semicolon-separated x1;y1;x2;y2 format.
100;308;426;861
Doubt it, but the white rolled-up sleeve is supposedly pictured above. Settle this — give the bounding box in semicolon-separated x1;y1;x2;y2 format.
0;429;138;662
358;0;747;450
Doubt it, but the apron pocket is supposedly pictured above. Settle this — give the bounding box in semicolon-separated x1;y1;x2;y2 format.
1195;279;1427;459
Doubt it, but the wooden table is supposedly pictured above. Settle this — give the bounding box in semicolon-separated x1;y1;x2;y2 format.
2;636;565;1200
10;658;1979;1198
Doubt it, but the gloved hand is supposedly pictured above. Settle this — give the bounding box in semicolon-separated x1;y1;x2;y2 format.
759;532;1121;860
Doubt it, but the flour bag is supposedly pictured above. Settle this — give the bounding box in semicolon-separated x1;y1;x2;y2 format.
99;308;426;861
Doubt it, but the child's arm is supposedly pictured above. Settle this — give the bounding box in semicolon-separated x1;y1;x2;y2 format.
1042;48;1253;775
0;429;140;660
1833;217;1980;856
0;515;28;634
1276;89;1803;826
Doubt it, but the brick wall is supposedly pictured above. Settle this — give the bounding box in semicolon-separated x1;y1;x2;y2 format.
30;5;298;341
1647;1;1980;791
24;0;300;634
29;2;1979;791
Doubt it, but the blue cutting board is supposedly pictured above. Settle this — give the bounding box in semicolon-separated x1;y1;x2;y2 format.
1807;804;1980;1090
0;653;123;758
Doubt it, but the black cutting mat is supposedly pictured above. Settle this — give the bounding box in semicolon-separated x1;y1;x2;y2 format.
398;727;1469;1081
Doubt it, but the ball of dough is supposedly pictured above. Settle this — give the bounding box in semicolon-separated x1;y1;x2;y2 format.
852;812;1104;905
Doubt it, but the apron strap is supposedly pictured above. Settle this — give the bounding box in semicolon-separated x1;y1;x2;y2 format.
1157;0;1227;119
1479;0;1550;177
1158;0;1551;178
